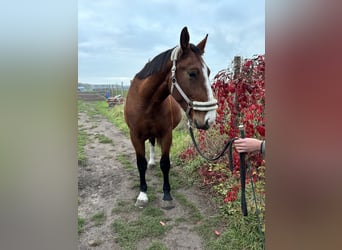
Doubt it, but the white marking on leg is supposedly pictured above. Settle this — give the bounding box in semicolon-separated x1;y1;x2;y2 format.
148;142;155;166
137;191;148;202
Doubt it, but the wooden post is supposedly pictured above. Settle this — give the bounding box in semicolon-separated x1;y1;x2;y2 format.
233;56;241;127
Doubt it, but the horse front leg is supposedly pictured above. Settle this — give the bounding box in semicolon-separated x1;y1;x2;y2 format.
160;154;175;209
159;132;175;209
160;154;172;200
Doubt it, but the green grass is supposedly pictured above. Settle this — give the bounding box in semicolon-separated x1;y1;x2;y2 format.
199;215;264;250
95;101;129;136
112;211;171;249
146;241;168;250
78;217;86;235
78;129;88;166
170;117;191;164
94;133;113;144
91;211;106;226
116;153;133;170
173;192;203;223
112;200;136;214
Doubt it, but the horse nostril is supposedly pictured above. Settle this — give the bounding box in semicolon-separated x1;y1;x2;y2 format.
201;119;210;130
206;118;214;128
194;119;211;130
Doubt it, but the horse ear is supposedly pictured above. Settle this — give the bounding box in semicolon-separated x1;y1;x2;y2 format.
180;27;190;51
196;34;208;54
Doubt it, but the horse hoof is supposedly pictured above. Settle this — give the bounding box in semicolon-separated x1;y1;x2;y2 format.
135;199;148;208
161;199;175;210
135;192;148;208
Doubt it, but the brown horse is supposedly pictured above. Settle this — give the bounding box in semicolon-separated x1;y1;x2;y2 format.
124;27;217;208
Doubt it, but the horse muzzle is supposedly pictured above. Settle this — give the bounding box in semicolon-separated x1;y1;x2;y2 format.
193;108;217;130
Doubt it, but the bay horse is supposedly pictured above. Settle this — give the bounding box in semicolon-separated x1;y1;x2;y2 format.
124;27;217;208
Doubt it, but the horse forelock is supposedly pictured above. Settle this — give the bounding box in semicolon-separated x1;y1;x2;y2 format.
189;43;201;55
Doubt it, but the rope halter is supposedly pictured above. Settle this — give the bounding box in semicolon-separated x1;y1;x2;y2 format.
169;46;218;120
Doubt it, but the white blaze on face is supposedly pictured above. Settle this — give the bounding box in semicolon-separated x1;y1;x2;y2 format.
202;63;217;126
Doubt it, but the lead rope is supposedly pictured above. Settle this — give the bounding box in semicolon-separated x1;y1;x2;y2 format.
238;125;248;216
188;123;238;162
188;123;247;215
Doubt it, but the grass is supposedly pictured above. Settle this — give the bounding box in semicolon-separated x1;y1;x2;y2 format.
95;101;129;136
94;133;113;144
146;241;168;250
112;200;136;214
193;212;263;249
78;217;86;235
173;192;203;223
112;206;171;249
116;153;133;170
78;129;88;166
91;211;106;226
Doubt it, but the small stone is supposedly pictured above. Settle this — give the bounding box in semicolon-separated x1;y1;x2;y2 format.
88;240;100;246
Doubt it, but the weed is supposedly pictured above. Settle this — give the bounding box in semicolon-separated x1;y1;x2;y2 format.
112;200;136;214
94;133;113;144
142;206;164;217
91;211;106;226
78;129;88;166
112;215;171;249
146;241;168;250
78;217;86;235
173;192;203;223
116;153;133;170
95;101;129;136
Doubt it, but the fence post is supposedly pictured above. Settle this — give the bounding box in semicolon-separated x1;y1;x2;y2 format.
233;56;241;127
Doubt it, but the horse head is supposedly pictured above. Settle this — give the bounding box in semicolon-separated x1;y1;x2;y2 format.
169;27;217;130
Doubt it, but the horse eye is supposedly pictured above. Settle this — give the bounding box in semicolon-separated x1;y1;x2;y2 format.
188;71;196;78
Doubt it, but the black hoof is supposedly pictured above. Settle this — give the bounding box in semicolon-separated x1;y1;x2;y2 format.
161;199;175;210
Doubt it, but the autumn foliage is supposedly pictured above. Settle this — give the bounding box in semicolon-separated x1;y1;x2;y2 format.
181;55;265;217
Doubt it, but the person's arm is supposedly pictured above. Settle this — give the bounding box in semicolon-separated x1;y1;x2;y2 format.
234;138;265;156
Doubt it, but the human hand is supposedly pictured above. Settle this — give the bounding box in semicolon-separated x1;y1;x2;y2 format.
234;138;263;153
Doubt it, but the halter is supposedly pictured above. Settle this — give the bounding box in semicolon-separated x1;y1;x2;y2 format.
170;46;218;120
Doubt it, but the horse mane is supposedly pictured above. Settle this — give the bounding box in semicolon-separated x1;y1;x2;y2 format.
135;44;201;80
135;48;174;80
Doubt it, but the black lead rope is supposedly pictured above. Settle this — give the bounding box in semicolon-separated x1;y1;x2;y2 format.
188;124;247;216
238;125;248;216
188;125;237;162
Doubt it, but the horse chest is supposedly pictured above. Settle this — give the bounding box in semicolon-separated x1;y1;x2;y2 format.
140;113;169;134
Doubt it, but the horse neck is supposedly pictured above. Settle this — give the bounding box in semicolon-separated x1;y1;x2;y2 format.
139;63;172;103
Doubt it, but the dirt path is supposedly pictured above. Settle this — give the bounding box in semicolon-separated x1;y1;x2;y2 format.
78;103;217;250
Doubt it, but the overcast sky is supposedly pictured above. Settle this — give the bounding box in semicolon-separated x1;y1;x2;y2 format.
78;0;264;85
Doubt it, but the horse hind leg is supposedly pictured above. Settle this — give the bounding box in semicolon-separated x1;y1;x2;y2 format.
135;154;149;208
131;136;149;207
148;137;156;167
